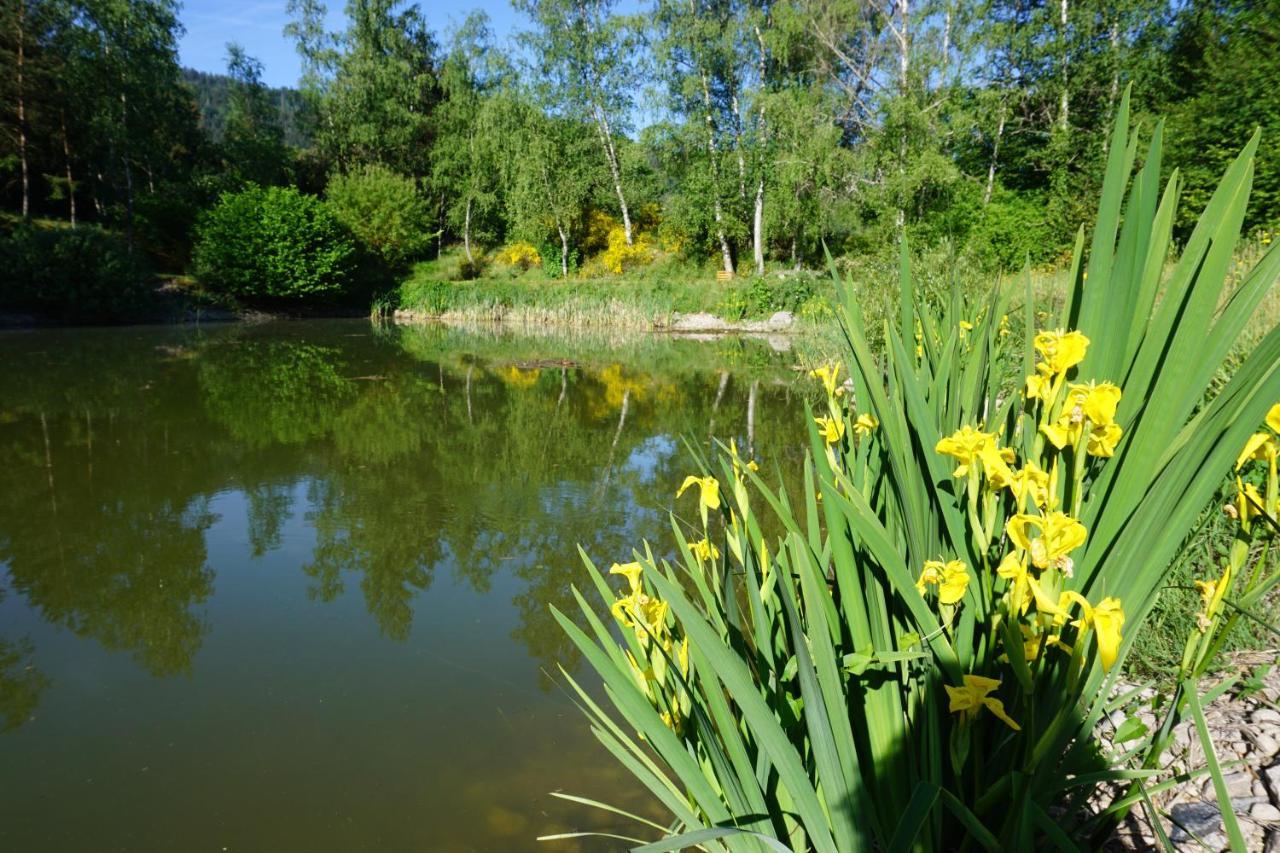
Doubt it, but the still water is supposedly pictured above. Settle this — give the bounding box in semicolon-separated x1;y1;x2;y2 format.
0;320;811;852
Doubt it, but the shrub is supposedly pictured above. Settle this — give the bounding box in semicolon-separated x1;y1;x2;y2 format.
600;226;654;274
193;185;360;301
551;95;1280;848
0;225;152;322
325;165;430;268
497;240;542;271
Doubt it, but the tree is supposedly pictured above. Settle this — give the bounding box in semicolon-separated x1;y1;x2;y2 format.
430;12;506;262
286;0;440;177
515;0;640;245
223;43;290;186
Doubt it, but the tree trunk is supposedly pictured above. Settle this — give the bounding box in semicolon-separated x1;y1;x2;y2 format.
753;176;765;276
942;1;952;82
121;90;134;249
893;0;910;230
558;225;569;279
463;196;473;263
61;111;76;226
752;24;767;277
699;72;734;275
984;104;1006;205
594;107;633;245
1058;0;1070;132
17;0;29;219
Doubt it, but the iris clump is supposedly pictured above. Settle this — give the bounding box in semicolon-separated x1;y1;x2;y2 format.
544;96;1280;850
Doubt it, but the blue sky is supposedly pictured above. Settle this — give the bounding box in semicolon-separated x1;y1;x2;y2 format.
177;0;525;88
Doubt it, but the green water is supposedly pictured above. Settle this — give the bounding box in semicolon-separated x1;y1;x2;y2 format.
0;320;811;852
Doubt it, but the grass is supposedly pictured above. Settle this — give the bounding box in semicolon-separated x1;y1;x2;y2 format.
386;246;837;329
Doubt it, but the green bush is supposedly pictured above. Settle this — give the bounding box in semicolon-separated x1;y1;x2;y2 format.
325;165;430;269
193;185;360;301
0;225;152;322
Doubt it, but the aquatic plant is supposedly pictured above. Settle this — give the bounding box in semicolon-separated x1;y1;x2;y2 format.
546;95;1280;848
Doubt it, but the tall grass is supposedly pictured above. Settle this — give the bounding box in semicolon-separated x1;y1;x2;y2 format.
546;91;1280;849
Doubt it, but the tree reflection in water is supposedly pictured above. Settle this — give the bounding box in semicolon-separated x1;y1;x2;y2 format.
0;321;812;728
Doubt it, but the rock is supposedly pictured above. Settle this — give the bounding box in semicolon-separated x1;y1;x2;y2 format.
1254;709;1280;725
1265;763;1280;797
1170;801;1223;843
766;310;794;330
1224;771;1255;799
670;312;731;332
1268;830;1280;853
1248;731;1280;757
1254;803;1280;823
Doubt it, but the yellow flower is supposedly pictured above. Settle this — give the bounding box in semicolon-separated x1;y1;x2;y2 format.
960;320;974;331
945;674;1021;731
690;538;720;562
1034;329;1090;374
853;413;879;436
1008;461;1052;509
1194;566;1231;633
610;561;644;593
1066;381;1123;426
611;591;669;645
1088;597;1125;672
1041;415;1081;450
678;475;721;525
1236;478;1267;523
815;415;846;444
997;552;1031;613
936;425;998;477
1025;366;1055;401
998;314;1010;337
1267;403;1280;434
1236;432;1279;470
1007;511;1087;571
809;363;843;397
916;559;971;605
979;444;1017;490
1087;422;1124;458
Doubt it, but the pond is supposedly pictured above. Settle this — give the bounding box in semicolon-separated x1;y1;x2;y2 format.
0;319;815;852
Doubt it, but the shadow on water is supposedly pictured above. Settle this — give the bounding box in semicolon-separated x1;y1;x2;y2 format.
0;319;815;850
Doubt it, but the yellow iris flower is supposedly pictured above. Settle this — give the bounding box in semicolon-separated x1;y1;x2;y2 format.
678;475;721;525
916;559;971;605
1033;329;1090;375
809;363;843;397
936;425;999;477
1236;432;1278;470
690;538;720;562
853;413;879;436
815;415;846;444
1007;511;1087;570
1236;478;1267;523
1087;422;1123;458
1028;586;1125;672
997;552;1031;614
610;561;644;593
945;674;1021;731
1267;403;1280;434
1007;461;1053;509
1066;381;1123;426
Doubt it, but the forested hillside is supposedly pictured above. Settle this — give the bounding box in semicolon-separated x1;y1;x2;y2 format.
1;0;1277;286
181;68;312;149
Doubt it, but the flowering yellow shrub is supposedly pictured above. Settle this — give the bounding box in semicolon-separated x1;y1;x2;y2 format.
496;240;541;270
600;226;654;274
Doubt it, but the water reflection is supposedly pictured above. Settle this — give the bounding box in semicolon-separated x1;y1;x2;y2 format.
0;320;810;849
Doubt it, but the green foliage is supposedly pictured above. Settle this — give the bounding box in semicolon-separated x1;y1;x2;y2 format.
325;164;430;268
193;185;360;301
551;97;1280;849
0;225;153;322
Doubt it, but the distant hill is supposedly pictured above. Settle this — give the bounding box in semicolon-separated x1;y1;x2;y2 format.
181;68;312;149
